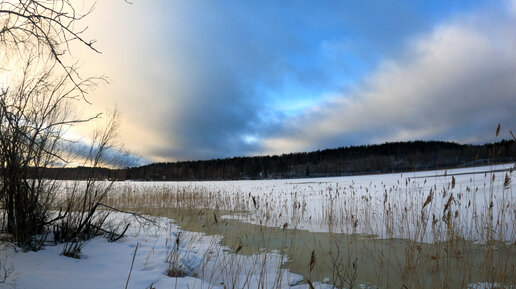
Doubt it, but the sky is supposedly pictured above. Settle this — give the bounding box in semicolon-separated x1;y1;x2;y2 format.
69;0;516;164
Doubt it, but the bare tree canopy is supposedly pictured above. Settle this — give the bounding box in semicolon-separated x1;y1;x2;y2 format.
1;0;101;94
0;1;128;250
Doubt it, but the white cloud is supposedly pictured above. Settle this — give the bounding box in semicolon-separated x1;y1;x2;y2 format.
61;0;516;160
263;8;516;155
510;0;516;15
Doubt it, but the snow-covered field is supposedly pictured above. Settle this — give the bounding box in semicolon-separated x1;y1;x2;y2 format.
1;164;515;288
110;163;516;242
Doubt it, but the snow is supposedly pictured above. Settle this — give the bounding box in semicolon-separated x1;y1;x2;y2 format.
1;164;514;288
1;215;330;289
110;163;516;242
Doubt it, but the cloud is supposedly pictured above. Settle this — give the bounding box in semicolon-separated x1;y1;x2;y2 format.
71;142;145;168
67;0;512;161
511;0;516;14
262;8;516;155
71;0;313;161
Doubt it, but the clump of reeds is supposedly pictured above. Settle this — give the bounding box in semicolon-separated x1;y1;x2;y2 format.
103;126;515;288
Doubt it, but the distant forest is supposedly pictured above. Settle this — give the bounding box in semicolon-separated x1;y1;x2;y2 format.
42;140;516;181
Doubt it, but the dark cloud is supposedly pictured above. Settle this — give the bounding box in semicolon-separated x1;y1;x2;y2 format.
63;140;146;168
80;0;508;161
263;10;516;155
138;0;496;160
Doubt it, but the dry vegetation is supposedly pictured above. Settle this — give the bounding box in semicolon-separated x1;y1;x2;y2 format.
1;2;514;287
101;162;515;289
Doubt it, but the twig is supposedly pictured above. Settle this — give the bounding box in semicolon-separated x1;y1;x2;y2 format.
86;223;130;242
125;242;139;289
97;203;157;224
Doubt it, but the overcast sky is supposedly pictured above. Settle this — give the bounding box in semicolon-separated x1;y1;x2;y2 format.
71;0;516;163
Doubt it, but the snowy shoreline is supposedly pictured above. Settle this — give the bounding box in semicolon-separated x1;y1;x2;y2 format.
1;163;514;288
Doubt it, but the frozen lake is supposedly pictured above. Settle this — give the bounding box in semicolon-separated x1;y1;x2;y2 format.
108;163;516;242
7;163;514;288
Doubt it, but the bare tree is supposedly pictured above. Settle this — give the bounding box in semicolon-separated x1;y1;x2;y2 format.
1;0;100;94
0;55;99;249
56;108;128;258
0;1;127;250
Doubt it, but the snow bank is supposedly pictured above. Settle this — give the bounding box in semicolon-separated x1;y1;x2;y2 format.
1;214;330;289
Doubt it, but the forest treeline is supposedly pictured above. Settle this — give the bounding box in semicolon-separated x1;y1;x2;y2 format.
42;140;516;181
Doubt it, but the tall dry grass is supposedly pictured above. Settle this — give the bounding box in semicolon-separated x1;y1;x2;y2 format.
101;162;515;289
